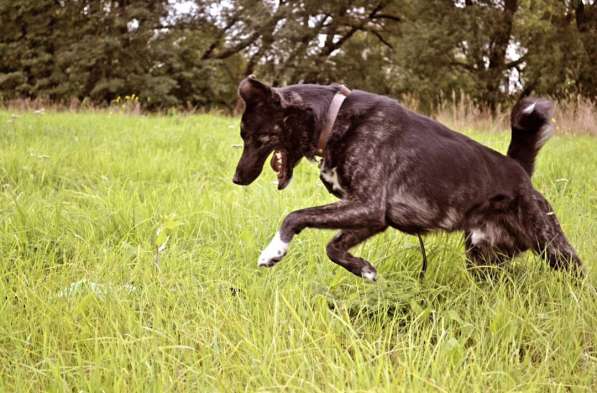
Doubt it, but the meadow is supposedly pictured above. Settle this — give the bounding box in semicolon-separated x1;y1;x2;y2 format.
0;110;595;392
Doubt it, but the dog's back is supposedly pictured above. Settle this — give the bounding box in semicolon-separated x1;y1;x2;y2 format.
327;90;530;212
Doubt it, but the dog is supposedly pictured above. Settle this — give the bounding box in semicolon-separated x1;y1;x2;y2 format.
232;76;583;281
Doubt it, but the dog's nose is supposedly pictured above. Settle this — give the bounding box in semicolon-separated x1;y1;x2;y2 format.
232;174;242;185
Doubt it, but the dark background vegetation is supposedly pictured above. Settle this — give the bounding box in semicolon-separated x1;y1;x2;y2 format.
0;0;595;113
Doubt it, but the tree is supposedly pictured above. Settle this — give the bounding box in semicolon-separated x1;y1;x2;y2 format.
1;0;595;111
0;1;63;99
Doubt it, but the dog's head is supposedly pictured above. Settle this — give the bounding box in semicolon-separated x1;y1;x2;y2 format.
232;76;311;190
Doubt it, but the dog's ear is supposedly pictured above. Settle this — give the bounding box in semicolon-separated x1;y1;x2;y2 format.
238;76;282;107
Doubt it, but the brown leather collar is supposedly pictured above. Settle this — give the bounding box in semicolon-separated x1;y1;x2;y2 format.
316;85;351;156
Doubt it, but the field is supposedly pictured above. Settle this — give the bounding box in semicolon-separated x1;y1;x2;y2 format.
0;111;595;392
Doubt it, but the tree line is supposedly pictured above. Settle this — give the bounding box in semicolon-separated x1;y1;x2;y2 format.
1;0;595;113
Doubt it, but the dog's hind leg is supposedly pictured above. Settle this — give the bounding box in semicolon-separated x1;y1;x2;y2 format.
463;231;510;272
326;227;386;281
463;220;525;273
524;191;584;274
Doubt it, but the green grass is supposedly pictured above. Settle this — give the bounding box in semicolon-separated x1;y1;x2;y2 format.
0;111;595;392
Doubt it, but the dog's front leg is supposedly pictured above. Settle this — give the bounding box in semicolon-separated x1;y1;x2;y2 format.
257;200;386;271
326;227;386;281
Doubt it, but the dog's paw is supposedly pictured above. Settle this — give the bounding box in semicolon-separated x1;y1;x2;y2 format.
258;232;289;268
361;266;377;282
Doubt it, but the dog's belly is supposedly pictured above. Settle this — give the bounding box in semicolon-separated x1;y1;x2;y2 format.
386;187;464;234
386;197;439;235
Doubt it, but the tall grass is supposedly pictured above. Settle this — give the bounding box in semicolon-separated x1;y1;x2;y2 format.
4;94;596;135
430;94;596;136
0;111;595;392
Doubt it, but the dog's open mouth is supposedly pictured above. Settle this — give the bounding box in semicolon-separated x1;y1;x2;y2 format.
271;148;290;190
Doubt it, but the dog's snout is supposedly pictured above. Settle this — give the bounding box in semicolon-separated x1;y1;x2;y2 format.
233;172;251;185
233;145;270;186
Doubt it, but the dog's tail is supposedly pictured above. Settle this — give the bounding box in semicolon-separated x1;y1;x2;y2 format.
507;97;555;177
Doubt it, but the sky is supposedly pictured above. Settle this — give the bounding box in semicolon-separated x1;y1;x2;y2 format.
172;0;198;16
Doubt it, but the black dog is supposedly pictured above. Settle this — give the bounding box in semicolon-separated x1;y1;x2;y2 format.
232;76;583;281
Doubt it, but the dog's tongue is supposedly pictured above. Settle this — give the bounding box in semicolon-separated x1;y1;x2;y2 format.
270;149;290;190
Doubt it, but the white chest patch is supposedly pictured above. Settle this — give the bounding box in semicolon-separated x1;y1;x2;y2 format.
320;166;345;194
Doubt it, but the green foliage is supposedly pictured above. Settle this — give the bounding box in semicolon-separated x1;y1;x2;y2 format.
0;0;595;110
517;0;597;99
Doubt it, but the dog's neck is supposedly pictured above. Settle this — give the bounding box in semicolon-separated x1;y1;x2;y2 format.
316;87;350;155
281;84;350;158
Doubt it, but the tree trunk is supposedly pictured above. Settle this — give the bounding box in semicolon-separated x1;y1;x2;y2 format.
484;0;518;116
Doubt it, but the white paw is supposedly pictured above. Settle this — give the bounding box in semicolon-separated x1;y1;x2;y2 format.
258;232;289;267
361;267;377;282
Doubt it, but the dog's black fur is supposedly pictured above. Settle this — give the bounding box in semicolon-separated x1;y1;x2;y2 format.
232;76;583;280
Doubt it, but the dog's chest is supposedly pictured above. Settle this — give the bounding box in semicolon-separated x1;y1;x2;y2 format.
319;163;345;197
